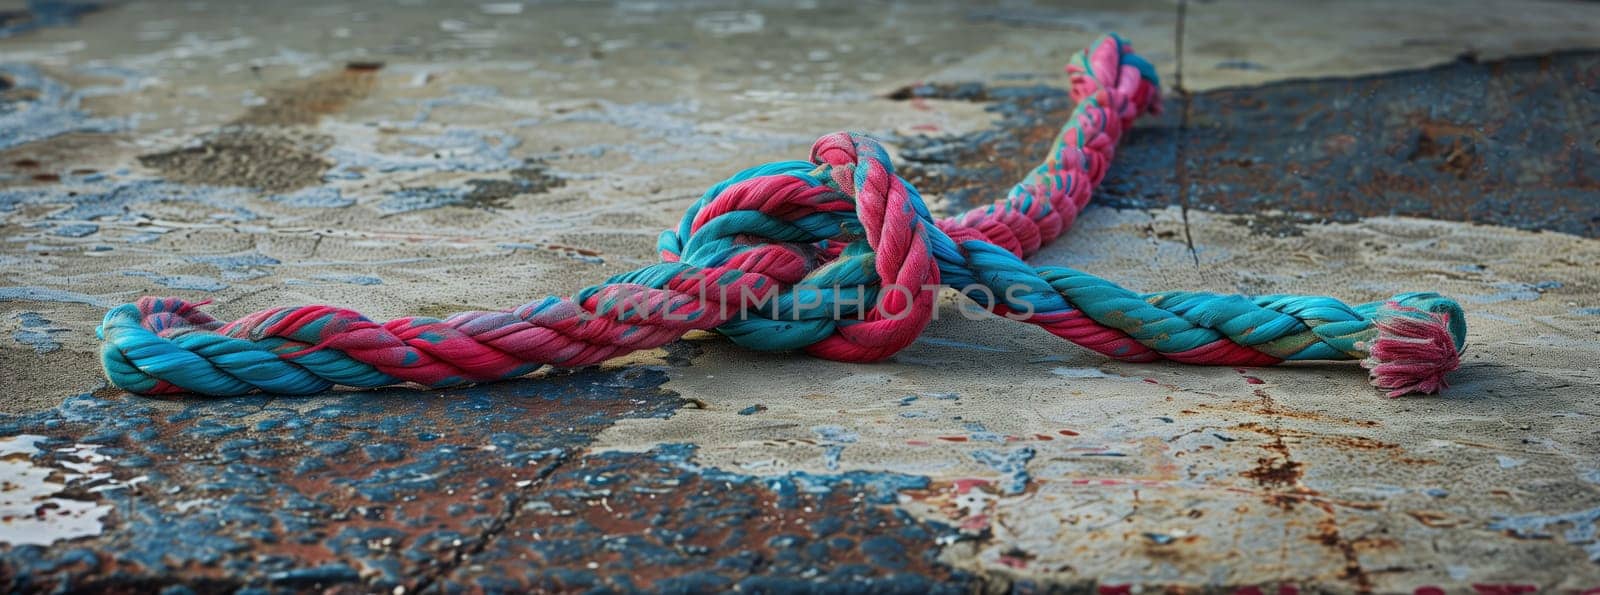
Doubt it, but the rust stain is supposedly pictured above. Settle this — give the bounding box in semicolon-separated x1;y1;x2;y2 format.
543;243;602;257
1407;510;1468;528
233;66;381;127
1242;452;1303;488
1310;513;1375;594
1239;389;1304;491
1195;401;1380;427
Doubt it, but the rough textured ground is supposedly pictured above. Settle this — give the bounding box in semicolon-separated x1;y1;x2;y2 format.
2;0;1599;592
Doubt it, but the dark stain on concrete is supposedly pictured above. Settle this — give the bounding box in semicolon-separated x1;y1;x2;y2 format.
898;50;1600;237
0;366;971;592
432;444;970;593
378;161;565;213
0;0;100;39
887;81;991;102
460;162;568;210
137;129;333;194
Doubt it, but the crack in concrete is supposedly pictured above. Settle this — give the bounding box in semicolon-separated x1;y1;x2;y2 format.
1172;0;1200;269
1250;387;1374;593
408;448;576;594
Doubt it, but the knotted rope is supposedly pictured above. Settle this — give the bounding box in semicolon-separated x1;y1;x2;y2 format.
97;34;1466;398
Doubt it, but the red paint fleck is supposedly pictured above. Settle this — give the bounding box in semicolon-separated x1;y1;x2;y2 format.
1416;588;1447;595
1033;433;1054;441
951;478;990;494
911;123;941;133
959;514;990;531
1234;587;1264;595
1100;585;1132;595
1143;378;1159;384
1235;368;1247;374
1245;376;1265;385
911;98;932;111
905;440;931;447
1057;429;1080;436
937;436;968;442
1279;585;1300;595
996;554;1028;569
1004;435;1023;442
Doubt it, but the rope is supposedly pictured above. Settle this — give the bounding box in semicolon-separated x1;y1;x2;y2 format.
97;34;1466;398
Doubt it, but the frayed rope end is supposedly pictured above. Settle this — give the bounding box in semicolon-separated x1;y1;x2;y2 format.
1361;301;1462;398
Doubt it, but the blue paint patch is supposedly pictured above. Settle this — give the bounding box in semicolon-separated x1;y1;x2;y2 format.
51;223;98;237
0;63;126;150
970;447;1035;495
0;1;100;39
361;443;405;463
961;421;1006;444
123;271;228;292
0;286;113;307
11;311;65;353
812;426;859;472
376;186;469;214
736;404;766;415
1488;506;1600;562
325;128;524;180
312;274;383;286
0;179;259;223
812;425;859;444
1469;282;1546;304
267;187;354;208
821;444;846;471
187;252;280;281
405;84;502;125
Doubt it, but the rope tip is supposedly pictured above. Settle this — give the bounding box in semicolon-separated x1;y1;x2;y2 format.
1362;300;1463;397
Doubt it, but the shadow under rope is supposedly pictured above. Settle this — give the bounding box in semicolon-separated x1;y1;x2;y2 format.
892;49;1600;239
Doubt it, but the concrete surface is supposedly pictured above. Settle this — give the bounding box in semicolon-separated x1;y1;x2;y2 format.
2;0;1600;592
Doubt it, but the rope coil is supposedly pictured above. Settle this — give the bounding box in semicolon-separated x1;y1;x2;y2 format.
97;34;1466;397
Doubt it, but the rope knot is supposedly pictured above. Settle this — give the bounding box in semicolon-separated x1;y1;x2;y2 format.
96;34;1469;398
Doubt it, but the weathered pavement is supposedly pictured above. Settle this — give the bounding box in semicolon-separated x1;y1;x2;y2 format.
3;0;1600;592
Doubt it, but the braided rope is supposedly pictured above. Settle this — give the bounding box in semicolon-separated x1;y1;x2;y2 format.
97;34;1466;398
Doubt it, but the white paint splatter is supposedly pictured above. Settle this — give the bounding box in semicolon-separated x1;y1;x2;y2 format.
1497;455;1527;469
1051;367;1135;380
0;435;113;546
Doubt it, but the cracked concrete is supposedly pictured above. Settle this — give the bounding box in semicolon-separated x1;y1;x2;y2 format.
3;0;1600;591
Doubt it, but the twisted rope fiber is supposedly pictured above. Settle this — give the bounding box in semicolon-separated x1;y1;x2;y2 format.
98;34;1466;398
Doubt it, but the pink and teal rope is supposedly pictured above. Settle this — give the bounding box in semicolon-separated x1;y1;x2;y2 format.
97;34;1466;398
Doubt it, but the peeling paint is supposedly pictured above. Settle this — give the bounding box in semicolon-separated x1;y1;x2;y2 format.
10;311;65;353
0;64;126;150
0;435;113;547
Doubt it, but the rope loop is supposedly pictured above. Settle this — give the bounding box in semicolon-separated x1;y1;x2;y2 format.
97;34;1467;397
